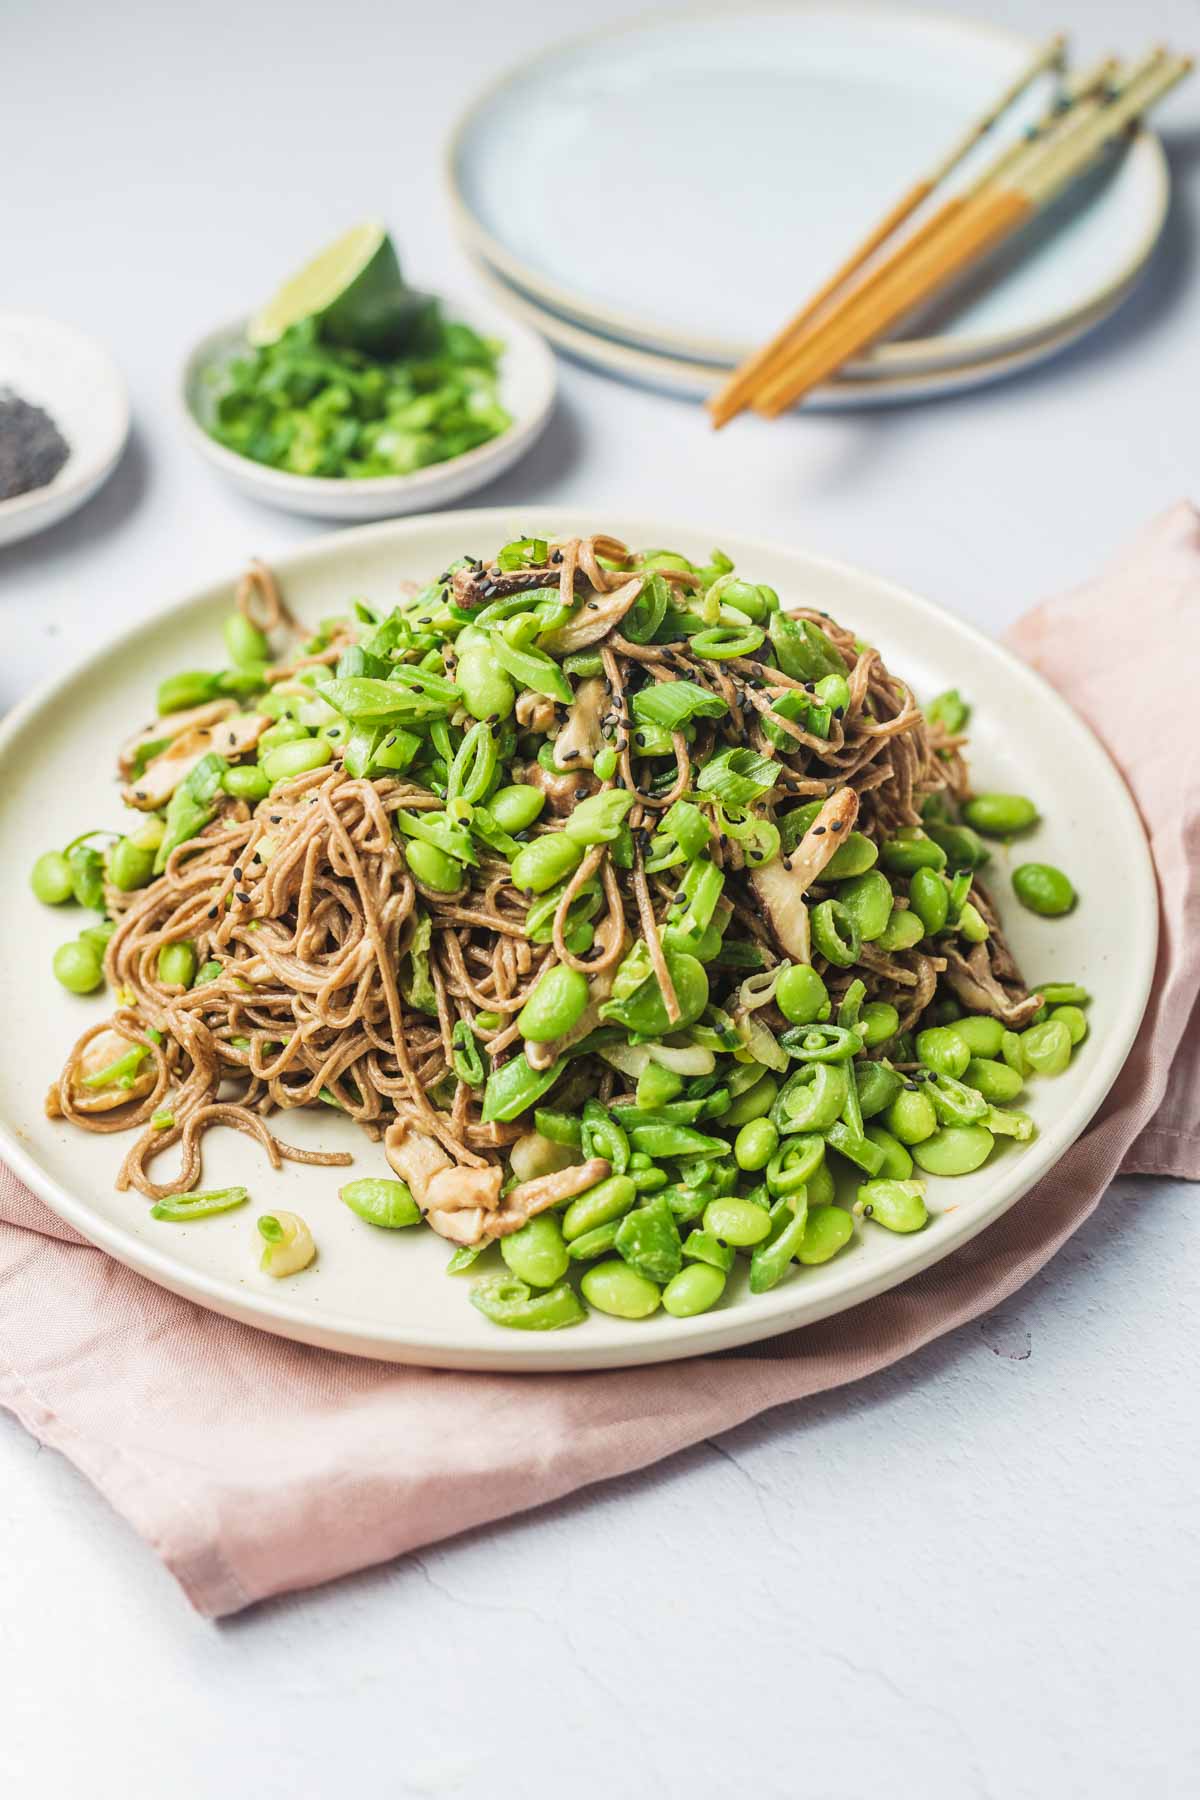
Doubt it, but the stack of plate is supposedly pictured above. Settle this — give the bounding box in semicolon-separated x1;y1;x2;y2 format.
446;6;1169;410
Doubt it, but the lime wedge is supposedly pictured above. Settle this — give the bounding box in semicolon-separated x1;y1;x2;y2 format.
248;222;425;354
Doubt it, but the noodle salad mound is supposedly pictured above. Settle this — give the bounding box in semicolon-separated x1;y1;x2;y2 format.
33;533;1087;1328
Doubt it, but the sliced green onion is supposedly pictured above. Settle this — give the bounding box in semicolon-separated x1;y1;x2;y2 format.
696;747;779;805
150;1186;250;1222
631;680;728;730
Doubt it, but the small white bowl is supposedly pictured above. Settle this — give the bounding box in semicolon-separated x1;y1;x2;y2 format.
178;291;557;520
0;315;130;550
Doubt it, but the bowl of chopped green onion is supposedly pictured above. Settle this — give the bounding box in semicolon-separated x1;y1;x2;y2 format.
180;290;556;520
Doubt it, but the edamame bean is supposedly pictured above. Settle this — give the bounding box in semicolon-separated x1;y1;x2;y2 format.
258;718;311;752
339;1178;422;1228
158;940;197;989
31;850;74;905
952;1014;1005;1058
857;1179;928;1232
836;871;893;942
662;1262;726;1317
926;822;989;870
1000;1029;1028;1077
1012;862;1076;917
261;738;333;785
909;867;949;936
223;612;271;668
517;964;590;1043
911;1125;995;1176
561;1174;637;1241
864;1124;914;1180
880;829;947;875
501;1214;570;1288
510;833;584;895
53;939;104;994
1039;983;1090;1007
1051;1004;1088;1046
797;1204;855;1263
775;963;830;1026
724;1073;778;1127
962;793;1039;836
735;1117;778;1172
457;646;516;722
703;1195;772;1247
580;1261;661;1319
489;783;546;834
876;907;925;953
223;763;272;803
958;902;989;944
824;833;878;880
885;1088;938;1145
916;1027;970;1079
1022;1018;1073;1075
859;1001;900;1047
107;836;156;892
405;839;464;892
964;1057;1024;1103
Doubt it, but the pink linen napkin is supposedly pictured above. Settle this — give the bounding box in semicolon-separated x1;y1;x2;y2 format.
3;504;1198;1617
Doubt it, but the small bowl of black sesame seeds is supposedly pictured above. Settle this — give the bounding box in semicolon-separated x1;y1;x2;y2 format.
0;314;130;551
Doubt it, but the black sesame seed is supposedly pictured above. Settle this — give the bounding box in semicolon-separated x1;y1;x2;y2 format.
830;820;845;832
208;906;218;919
236;891;251;904
813;825;826;836
233;867;243;880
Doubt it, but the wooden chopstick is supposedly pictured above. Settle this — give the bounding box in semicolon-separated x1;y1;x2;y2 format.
752;52;1188;418
706;32;1066;428
718;54;1115;424
747;51;1150;416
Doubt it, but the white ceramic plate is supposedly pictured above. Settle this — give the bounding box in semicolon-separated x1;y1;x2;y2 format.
0;315;130;549
468;251;1137;410
0;510;1155;1371
447;6;1169;374
178;293;556;520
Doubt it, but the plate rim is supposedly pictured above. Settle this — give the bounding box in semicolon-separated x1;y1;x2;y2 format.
175;295;557;514
0;507;1158;1370
0;312;131;543
444;1;1170;374
465;248;1141;409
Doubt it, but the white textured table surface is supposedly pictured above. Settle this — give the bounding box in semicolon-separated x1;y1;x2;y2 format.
2;1;1197;1793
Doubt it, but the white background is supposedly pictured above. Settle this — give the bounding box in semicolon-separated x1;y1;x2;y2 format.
2;1;1197;1794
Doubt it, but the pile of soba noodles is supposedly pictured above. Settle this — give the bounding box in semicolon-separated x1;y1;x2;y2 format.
46;531;1059;1320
